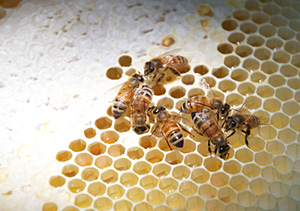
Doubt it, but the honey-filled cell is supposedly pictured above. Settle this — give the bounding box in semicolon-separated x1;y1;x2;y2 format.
108;144;125;157
186;196;205;211
100;169;118;184
107;184;125;200
127;146;144;159
133;202;153;211
145;149;164;164
223;160;241;175
133;161;151;175
126;187;145;203
56;150;72;162
218;187;236;203
94;155;112;169
100;130;119;144
169;86;186;99
81;167;99;181
114;118;131;132
230;175;249;191
120;172;139;187
181;74;195;85
68;179;86;193
198;184;217;200
88;141;106;156
166;193;186;209
118;55;132;67
69;139;86;152
62;206;79;211
93;197;112;211
210;172;229;188
95;116;112;130
74;193;93;208
159;177;178;194
61;164;79;177
147;189;166;205
151;83;166;96
242;163;261;179
114;200;132;211
49;175;66;188
179;181;197;196
184;153;203;167
165;150;183;165
140;175;158;190
75;153;93;167
152;163;171;177
203;157;222;172
113;158;131;171
139;135;157;149
106;67;123;80
191;168;210;184
172;165;191;180
84;127;96;138
42;202;58;211
87;182;106;197
194;64;209;75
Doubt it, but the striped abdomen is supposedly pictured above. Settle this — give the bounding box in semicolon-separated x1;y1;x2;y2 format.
180;96;209;113
244;114;261;129
112;85;136;119
161;121;184;148
131;85;153;113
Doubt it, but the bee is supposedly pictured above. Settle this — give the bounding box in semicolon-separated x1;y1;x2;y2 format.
147;105;192;150
144;49;189;83
111;73;144;119
192;108;230;159
180;77;230;121
130;85;154;134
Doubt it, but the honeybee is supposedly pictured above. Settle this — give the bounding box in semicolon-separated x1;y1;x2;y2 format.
180;77;230;121
192;108;230;159
130;85;154;134
147;105;192;150
111;73;144;119
144;50;189;83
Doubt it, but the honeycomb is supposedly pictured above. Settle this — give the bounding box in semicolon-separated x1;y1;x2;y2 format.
0;0;299;211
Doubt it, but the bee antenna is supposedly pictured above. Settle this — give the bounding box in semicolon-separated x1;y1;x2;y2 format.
157;97;167;108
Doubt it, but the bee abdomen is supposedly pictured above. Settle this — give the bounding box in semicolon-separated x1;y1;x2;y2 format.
169;131;184;148
112;100;128;119
162;121;184;148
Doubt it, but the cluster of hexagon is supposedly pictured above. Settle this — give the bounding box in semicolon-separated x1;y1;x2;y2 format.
43;0;300;210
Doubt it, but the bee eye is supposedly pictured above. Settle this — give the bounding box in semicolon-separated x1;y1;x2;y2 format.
231;120;236;127
150;66;154;71
221;108;226;114
219;147;225;153
153;109;159;114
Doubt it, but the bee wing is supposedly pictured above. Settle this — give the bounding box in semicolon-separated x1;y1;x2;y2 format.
203;107;222;130
236;97;253;115
156;48;182;58
103;82;125;103
198;76;219;99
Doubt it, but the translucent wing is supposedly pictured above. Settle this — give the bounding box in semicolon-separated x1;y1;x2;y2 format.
156;48;182;58
198;76;219;99
103;82;125;103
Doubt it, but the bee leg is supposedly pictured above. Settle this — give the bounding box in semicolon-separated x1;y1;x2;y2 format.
192;127;204;136
241;126;251;147
208;140;212;158
157;73;165;83
162;132;172;151
226;130;236;139
169;67;181;76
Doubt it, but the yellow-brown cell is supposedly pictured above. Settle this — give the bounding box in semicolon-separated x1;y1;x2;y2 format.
120;172;139;187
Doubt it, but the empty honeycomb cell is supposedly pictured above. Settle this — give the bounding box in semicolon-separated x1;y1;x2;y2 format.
68;179;86;193
203;157;222;172
269;74;286;87
274;155;293;174
247;35;265;47
42;202;58;211
285;40;300;54
114;158;131;171
181;74;194;85
223;160;241;175
94;155;112;169
100;130;119;144
69;139;86;152
152;84;166;96
74;193;93;208
210;172;229;188
276;87;293;101
245;95;262;109
258;194;277;210
172;165;191;180
84;128;96;139
217;43;234;54
280;64;298;77
288;78;300;90
278;27;295;40
114;118;131;132
221;19;238;31
255;151;273;166
290;20;300;31
133;202;153;211
107;184;125;200
242;163;260;179
108;144;125;157
187;88;205;98
100;169;118;184
282;7;299;19
166;193;186;209
257;85;274;98
179;181;198;196
56;150;72;162
259;24;277;38
95;116;112;130
118;55;132;67
127;146;144;159
75;153;93;167
230;175;249;191
198;184;217;199
146;189;165;205
250;71;267;83
145;149;164;164
233;9;250;20
193;64;209;75
185;196;204;211
289;184;300;201
286;143;300;160
49;175;66;188
224;203;244;211
184;153;203;167
230;68;248;82
191;168;210;184
228;32;246;44
262;61;279;75
278;197;298;211
266;37;284;50
224;55;240;68
237;82;256;96
140;175;158;190
62;206;79;211
225;93;244;106
291;54;300;68
291;115;300;132
269;181;289;198
271;112;289;129
259;125;277;140
120;172;138;187
263;2;281;15
218;80;236;93
262;166;279;182
251;12;269;24
248;136;265;152
62;164;79;177
235;148;254;163
169;86;186;99
227;131;246;149
237;191;256;207
263;98;281;112
87;182;106;197
114;200;132;211
206;199;225;211
270;15;288;27
152;163;171;177
81;167;99;181
93;197;112;211
159;177;178;194
212;66;229;78
242;58;260;71
218;187;236;203
203;76;216;89
133;161;151;175
180;138;196;153
235;44;253;57
88;142;106;155
106;67;123;80
240;22;257;34
245;0;260;10
254;47;272;61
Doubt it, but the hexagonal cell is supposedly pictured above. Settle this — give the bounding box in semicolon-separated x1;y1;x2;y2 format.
166;193;186;209
240;22;257;34
276;87;293;101
259;125;277;140
262;166;279;182
231;68;249;82
291;54;300;68
218;80;236;93
259;24;276;37
217;43;234;54
181;74;195;85
228;32;245;44
185;196;204;211
286;143;300;160
165;150;183;165
235;148;253;163
107;184;125;200
280;64;298;77
68;178;86;193
84;127;96;138
114;118;131;132
127;146;144;159
87;181;106;197
221;19;238;31
62;206;79;211
288;78;300;90
224;203;244;211
266;37;284;50
237;82;256;96
108;144;125;157
49;175;66;188
210;172;229;188
248;136;265;152
254;151;273;166
233;9;250;20
133;202;153;211
257;85;274;98
269;181;289;198
152;163;171;177
282;7;299;19
203;76;216;88
296;91;300;103
258;194;277;210
139;135;157;149
242;163;261;178
118;55;132;67
42;202;58;211
114;158;131;171
106;105;113;117
224;55;240;68
277;197;298;211
289;19;300;31
81;167;99;181
263;2;281;15
93;197;112;211
158;138;174;152
254;47;271;61
94;155;112;169
191;168;210;184
242;58;260;71
284;40;300;54
88;141;107;156
133;161;151;175
151;83;166;96
120;172;139;187
100;169;118;184
212;66;229;78
223;160;241;174
247;35;265;47
75;153;93;167
218;187;236;203
106;67;123;80
198;184;217;200
159;177;178;194
69;139;86;152
100;130;119;144
225;93;244;106
251;72;266;83
291;115;300;132
147;190;166;205
113;200;132;211
237;191;256;207
74;193;93;208
289;184;300;202
172;165;191;180
125;68;137;76
244;95;262;110
274;155;293;174
179;181;197;196
145;149;164;164
230;175;249;191
56;150;72;162
279;128;297;144
245;0;260;10
252;12;269;24
203;157;222;172
268;74;286;88
95;116;112;130
235;44;253;57
156;97;174;110
193;64;209;75
184;153;203;167
140;175;158;190
273;50;291;64
169;86;186;99
261;61;279;75
250;178;269;196
61;164;79;177
271;112;289;129
180;138;196;153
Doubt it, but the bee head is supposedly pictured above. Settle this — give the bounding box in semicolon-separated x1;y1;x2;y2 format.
144;61;155;75
132;73;144;83
224;116;237;131
134;126;149;134
218;145;230;159
214;136;230;159
220;103;230;119
153;107;165;114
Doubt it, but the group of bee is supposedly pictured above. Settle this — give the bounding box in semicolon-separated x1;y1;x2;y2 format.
110;51;261;160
